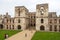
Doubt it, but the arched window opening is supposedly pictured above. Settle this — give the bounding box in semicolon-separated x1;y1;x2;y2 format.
18;19;20;23
41;19;44;23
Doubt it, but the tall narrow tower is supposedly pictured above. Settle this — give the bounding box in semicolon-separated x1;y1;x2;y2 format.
36;4;49;31
14;6;28;30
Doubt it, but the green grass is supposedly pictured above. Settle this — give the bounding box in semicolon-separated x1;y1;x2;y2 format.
31;31;60;40
0;30;21;40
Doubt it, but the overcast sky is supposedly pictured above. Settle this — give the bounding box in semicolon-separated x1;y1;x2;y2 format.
0;0;60;17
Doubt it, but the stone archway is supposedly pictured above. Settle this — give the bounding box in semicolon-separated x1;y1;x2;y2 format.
0;24;3;29
40;25;45;30
18;25;21;29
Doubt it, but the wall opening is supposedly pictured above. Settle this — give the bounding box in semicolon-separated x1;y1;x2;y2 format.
0;24;3;29
40;25;45;30
18;25;21;29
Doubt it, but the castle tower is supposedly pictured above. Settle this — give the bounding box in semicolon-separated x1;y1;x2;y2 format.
36;4;49;31
14;6;28;30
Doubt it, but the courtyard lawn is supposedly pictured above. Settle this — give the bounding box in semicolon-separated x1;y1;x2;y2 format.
31;31;60;40
0;30;21;40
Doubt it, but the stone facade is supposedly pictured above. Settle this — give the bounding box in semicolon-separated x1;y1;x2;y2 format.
36;4;48;31
28;12;36;29
14;6;29;30
0;3;60;32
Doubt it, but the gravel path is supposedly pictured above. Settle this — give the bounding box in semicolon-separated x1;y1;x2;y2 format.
5;30;36;40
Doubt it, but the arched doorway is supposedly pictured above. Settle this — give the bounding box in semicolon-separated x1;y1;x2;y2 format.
40;25;45;30
0;24;3;29
18;25;21;29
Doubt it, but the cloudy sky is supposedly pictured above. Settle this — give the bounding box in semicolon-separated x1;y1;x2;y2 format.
0;0;60;17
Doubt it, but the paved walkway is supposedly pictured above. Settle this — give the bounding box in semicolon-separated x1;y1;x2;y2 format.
5;30;36;40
